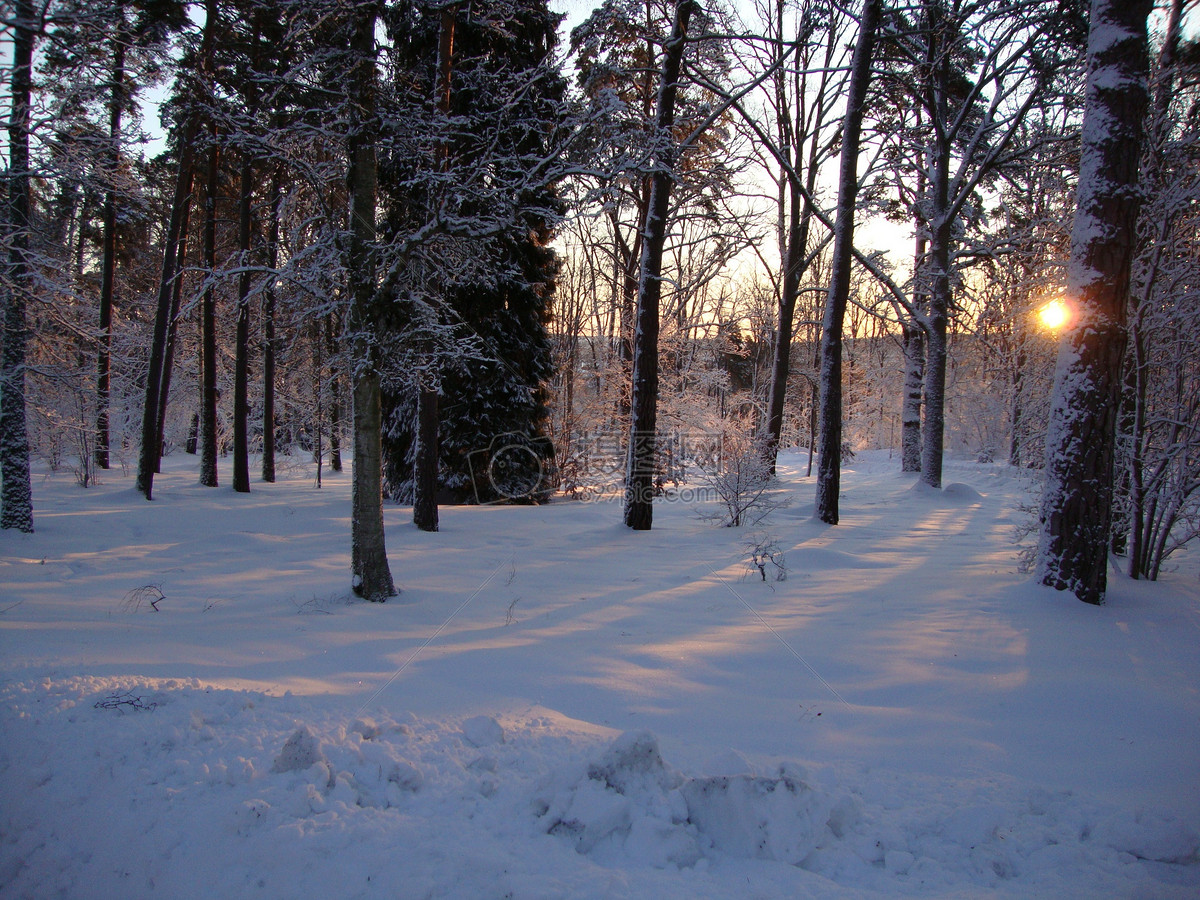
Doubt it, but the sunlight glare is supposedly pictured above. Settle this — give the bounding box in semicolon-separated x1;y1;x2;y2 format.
1037;298;1071;331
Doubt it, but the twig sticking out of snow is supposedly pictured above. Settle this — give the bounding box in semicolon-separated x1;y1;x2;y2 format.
93;691;158;712
120;584;164;613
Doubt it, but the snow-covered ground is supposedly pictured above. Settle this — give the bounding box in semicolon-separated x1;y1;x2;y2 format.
2;450;1197;899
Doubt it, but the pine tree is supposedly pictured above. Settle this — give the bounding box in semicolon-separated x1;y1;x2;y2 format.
380;0;568;506
343;1;397;600
1;0;37;532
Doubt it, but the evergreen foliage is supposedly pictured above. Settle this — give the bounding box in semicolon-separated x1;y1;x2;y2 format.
379;0;567;504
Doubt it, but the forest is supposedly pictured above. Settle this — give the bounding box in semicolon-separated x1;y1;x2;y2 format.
3;2;1200;896
1;0;1197;605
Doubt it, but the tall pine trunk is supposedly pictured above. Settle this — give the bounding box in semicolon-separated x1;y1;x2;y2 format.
325;311;342;473
155;191;192;473
261;167;282;482
136;120;197;499
1037;0;1151;605
413;4;459;534
900;322;924;472
232;155;253;493
919;217;951;489
0;0;35;532
96;4;127;472
198;134;220;488
813;0;880;525
347;5;396;601
413;381;439;530
623;0;696;531
918;17;953;491
901;206;928;474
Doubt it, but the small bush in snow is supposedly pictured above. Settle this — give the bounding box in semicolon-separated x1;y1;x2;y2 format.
1011;500;1041;574
696;438;788;528
745;532;787;582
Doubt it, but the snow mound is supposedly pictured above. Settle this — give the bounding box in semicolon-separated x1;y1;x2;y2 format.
539;731;835;869
681;771;826;865
1092;811;1200;864
943;482;984;503
271;725;323;774
539;731;696;866
462;714;506;747
907;480;984;504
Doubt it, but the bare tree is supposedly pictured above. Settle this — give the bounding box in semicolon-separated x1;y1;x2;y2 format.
746;0;851;475
812;0;880;525
873;0;1085;488
624;0;699;530
1118;0;1200;581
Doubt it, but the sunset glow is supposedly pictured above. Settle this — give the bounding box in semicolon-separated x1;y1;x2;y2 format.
1038;298;1071;331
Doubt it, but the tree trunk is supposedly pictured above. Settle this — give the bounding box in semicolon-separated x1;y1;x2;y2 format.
900;322;923;472
325;311;342;473
1009;343;1025;467
623;0;697;531
261;168;281;482
411;4;457;532
0;0;35;532
1037;0;1151;605
813;0;880;525
919;18;953;491
198;134;220;488
155;190;192;473
920;217;951;489
764;176;803;473
901;205;928;475
136;120;197;499
232;155;253;493
96;5;127;472
347;4;396;601
413;383;439;531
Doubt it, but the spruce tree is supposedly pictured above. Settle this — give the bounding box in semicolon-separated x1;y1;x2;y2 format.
379;0;566;505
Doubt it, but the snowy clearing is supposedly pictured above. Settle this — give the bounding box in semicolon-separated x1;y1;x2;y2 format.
2;450;1198;899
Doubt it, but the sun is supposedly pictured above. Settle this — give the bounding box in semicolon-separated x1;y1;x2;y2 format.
1037;298;1071;331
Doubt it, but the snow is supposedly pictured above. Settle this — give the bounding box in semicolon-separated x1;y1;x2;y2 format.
2;450;1198;899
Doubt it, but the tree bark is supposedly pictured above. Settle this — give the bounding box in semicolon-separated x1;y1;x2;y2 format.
198;134;220;488
413;382;439;531
325;311;341;473
412;4;457;533
347;4;396;601
623;0;697;531
96;2;127;472
813;0;880;525
261;167;281;482
900;322;924;472
233;155;253;493
0;0;35;532
764;175;804;473
918;10;953;490
155;188;192;473
136;120;197;499
920;217;951;489
1037;0;1151;605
